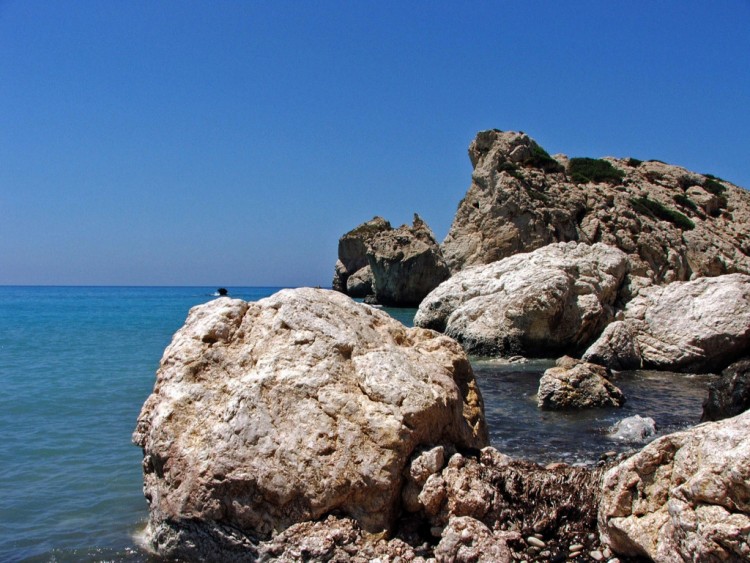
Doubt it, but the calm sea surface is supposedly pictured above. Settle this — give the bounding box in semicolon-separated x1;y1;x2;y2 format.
0;287;712;562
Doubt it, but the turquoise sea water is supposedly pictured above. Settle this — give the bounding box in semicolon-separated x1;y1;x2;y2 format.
0;287;711;562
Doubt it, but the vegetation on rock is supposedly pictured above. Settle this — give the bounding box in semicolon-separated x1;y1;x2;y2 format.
630;196;695;230
568;158;625;185
524;143;564;173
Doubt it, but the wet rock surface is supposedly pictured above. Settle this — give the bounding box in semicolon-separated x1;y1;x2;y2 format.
537;357;626;410
702;358;750;421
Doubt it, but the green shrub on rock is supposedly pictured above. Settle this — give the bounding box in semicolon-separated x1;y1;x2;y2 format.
524;143;564;173
568;158;625;185
630;196;695;230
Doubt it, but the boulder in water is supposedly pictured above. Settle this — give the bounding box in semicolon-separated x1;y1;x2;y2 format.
132;289;487;560
537;356;625;410
608;415;656;443
415;242;628;357
584;273;750;373
701;358;750;421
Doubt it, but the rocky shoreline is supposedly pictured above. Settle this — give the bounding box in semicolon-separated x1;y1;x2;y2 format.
134;130;750;561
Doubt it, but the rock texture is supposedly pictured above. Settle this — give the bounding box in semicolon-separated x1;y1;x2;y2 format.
367;214;451;306
599;410;750;562
583;273;750;373
414;242;629;357
133;289;487;560
333;215;450;306
442;129;750;283
537;356;625;410
702;358;750;422
332;216;392;293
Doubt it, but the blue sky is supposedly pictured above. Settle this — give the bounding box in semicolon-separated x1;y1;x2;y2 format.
2;1;749;286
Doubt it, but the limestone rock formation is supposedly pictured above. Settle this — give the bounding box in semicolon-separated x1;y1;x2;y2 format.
333;214;450;306
133;289;487;560
442;129;750;283
537;356;625;410
583;273;750;373
366;214;451;306
702;358;750;421
332;216;392;292
414;242;629;357
345;264;373;297
599;410;750;562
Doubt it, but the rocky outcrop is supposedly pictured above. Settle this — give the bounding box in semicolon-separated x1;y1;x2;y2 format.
332;216;392;293
133;289;487;561
367;214;451;306
414;242;629;357
537;356;625;410
702;358;750;421
599;409;750;562
442;129;750;283
333;215;450;306
583;273;750;373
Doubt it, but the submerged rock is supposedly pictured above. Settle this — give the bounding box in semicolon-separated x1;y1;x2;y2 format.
414;242;628;357
608;415;657;443
599;409;750;562
701;358;750;421
442;129;750;283
584;273;750;373
133;289;487;560
537;356;625;410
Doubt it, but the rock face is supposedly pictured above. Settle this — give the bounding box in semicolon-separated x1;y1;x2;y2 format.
442;129;750;283
599;410;750;562
133;289;487;560
702;358;750;421
333;215;450;306
583;273;750;373
367;214;451;306
332;216;392;293
537;356;625;410
414;242;628;357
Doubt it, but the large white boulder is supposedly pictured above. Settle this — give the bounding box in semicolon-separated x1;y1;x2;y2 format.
414;242;629;357
584;273;750;372
599;410;750;562
133;288;487;561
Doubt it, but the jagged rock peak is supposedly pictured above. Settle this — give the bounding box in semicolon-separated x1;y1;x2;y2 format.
443;129;750;283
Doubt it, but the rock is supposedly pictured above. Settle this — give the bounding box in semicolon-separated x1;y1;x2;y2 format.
598;410;750;562
442;129;750;283
537;357;625;410
332;216;392;293
584;273;750;373
345;264;374;297
434;516;514;563
366;214;451;306
701;358;750;421
414;242;629;357
416;448;604;542
133;289;488;560
608;415;657;443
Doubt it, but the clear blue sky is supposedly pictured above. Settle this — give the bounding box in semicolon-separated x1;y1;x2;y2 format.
2;1;749;286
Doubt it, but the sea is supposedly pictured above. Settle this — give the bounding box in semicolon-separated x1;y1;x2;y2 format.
0;286;713;562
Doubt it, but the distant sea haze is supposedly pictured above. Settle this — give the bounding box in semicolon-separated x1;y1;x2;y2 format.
0;286;709;561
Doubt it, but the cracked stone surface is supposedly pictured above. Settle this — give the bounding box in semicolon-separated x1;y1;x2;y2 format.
133;288;487;561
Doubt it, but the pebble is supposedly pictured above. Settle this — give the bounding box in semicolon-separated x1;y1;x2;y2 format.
526;536;545;548
602;547;612;558
540;550;551;558
460;529;471;541
569;543;584;552
608;559;621;563
590;550;604;561
569;550;582;559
